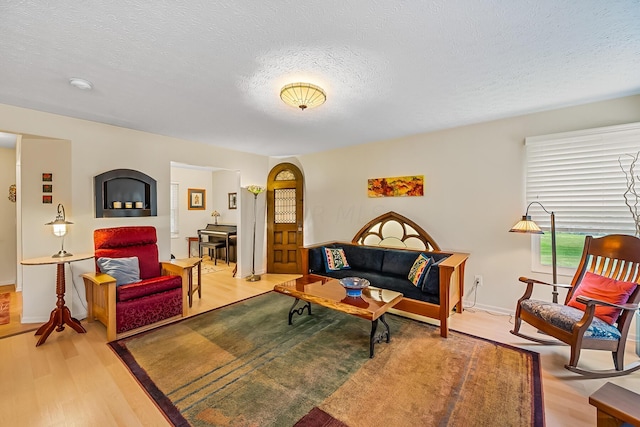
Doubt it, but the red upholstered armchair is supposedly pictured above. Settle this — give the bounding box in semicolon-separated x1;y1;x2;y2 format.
82;226;191;341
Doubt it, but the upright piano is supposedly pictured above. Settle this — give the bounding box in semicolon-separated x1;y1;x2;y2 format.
197;224;237;264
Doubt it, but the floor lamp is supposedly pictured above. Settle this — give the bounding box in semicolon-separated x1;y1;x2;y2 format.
509;201;558;303
246;185;265;282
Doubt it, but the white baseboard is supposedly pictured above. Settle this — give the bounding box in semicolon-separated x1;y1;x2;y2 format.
20;315;48;324
462;299;514;316
0;279;16;287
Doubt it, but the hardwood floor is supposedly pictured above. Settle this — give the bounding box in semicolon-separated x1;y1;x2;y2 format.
1;264;638;426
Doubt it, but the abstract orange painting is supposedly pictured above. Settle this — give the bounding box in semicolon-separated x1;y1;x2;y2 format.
367;175;424;197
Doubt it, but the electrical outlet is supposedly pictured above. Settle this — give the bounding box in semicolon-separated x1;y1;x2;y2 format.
474;275;483;288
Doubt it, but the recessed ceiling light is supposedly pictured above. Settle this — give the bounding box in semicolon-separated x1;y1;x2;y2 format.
69;77;93;90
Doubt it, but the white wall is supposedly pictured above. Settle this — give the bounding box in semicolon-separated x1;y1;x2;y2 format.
20;137;74;322
297;94;640;313
4;94;639;321
0;103;270;322
211;170;240;226
0;147;17;286
170;166;215;259
170;167;241;259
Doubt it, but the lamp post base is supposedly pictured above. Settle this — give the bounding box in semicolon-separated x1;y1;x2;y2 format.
52;250;72;258
246;274;262;282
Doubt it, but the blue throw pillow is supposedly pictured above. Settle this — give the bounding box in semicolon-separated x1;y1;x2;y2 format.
323;247;351;271
421;257;445;294
408;254;433;287
96;256;142;286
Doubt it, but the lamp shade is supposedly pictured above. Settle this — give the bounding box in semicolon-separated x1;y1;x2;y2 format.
247;185;266;195
509;215;544;234
45;203;73;257
45;204;73;236
280;83;326;110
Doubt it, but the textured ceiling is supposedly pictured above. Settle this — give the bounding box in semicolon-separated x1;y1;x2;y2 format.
0;1;639;156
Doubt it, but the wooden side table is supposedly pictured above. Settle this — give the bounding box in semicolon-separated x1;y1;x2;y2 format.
589;382;640;427
21;253;94;346
171;257;202;307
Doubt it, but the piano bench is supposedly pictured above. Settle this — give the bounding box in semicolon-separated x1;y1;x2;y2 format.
199;241;227;265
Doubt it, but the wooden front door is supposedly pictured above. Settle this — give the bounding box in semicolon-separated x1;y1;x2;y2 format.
267;163;304;274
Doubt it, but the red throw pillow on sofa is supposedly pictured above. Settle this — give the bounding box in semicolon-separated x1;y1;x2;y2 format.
567;272;637;325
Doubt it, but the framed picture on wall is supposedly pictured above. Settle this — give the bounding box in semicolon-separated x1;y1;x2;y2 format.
228;192;237;209
188;188;206;210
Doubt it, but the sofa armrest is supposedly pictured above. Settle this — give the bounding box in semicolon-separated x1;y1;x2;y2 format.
81;272;116;286
81;272;117;340
437;251;469;337
160;261;191;315
437;252;469;270
299;247;310;274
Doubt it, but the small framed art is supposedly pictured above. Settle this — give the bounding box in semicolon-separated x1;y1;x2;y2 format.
42;173;53;182
188;188;206;210
43;184;53;193
228;192;237;209
43;195;52;204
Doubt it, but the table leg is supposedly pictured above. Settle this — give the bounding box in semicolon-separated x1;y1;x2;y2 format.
35;263;86;346
187;266;193;308
369;314;391;358
197;261;202;298
288;298;311;325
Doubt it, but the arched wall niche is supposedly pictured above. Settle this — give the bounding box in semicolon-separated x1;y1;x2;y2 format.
94;168;157;218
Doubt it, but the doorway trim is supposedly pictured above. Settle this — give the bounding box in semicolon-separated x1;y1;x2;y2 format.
266;162;304;274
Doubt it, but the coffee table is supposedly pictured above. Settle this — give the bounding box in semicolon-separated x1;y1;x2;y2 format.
274;274;403;358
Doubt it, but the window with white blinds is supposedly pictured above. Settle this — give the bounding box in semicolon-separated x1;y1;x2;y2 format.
170;183;179;237
526;122;640;236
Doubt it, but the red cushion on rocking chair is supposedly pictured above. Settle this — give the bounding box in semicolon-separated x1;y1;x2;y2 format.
567;272;637;325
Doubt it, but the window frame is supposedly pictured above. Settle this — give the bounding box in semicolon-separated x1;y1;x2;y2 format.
525;122;640;275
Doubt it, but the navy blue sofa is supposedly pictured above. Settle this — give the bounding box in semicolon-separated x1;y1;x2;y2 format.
300;242;469;337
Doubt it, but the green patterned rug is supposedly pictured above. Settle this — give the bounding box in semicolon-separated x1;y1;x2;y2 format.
110;292;543;426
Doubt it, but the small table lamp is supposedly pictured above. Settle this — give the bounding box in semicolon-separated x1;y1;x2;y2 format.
45;203;73;258
211;210;220;225
510;201;558;303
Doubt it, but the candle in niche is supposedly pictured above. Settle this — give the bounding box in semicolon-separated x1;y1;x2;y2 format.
135;201;143;209
113;201;122;209
125;202;133;209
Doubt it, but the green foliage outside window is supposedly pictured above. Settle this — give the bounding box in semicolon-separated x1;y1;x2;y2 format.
539;233;587;268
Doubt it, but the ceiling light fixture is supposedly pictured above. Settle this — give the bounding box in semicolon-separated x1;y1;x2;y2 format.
280;83;326;111
69;77;93;90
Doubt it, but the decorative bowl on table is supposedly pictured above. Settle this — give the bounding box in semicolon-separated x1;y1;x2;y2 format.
339;277;370;297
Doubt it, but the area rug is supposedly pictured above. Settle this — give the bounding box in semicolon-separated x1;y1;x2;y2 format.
200;262;226;275
0;293;10;325
109;292;544;427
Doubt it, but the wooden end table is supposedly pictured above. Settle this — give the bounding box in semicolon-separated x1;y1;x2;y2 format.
274;275;403;358
21;253;94;346
589;382;640;426
171;257;202;307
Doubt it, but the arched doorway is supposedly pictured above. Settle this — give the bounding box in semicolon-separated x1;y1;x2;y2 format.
266;162;304;274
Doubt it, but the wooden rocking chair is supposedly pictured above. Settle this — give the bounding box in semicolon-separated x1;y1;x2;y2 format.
511;234;640;378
